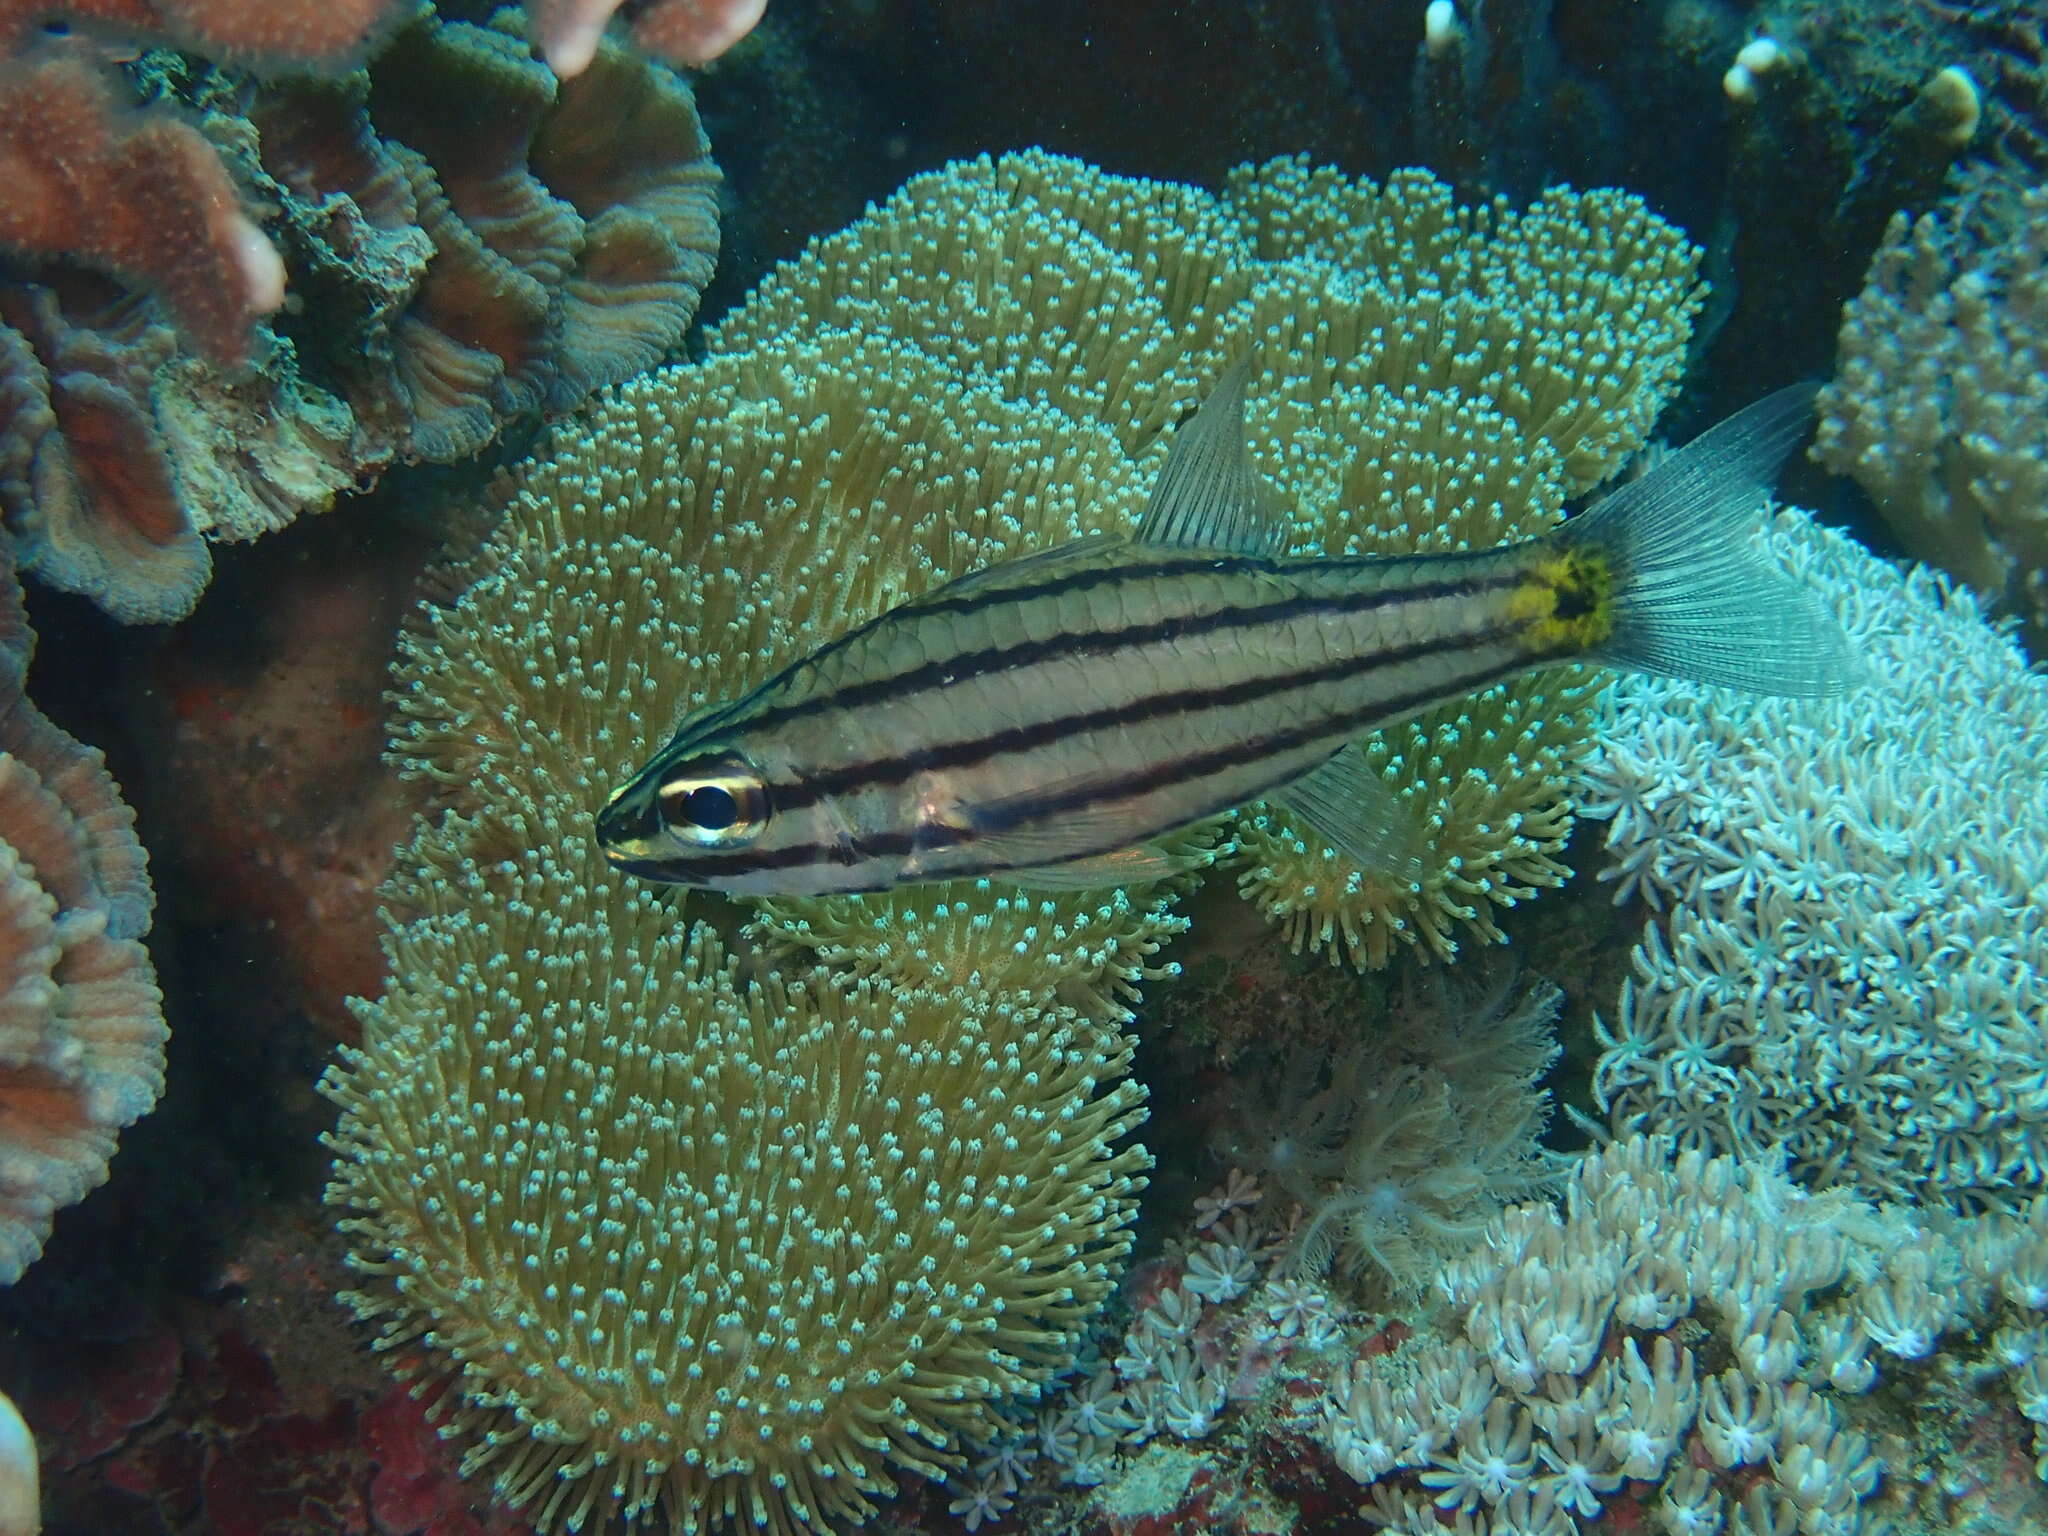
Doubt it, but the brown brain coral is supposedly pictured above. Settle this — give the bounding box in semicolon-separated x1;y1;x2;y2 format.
0;551;162;1283
329;148;1704;1533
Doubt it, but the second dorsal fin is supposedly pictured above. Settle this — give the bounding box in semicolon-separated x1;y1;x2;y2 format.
1133;362;1284;557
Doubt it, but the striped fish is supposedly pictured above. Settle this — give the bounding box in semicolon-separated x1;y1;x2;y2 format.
598;369;1850;896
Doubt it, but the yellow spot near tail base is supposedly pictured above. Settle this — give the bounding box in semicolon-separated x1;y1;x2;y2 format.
1510;550;1617;654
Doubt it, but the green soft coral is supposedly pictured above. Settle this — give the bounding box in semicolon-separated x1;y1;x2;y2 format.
332;146;1702;1536
708;150;1701;968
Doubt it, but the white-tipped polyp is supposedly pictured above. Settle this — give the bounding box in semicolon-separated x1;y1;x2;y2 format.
1724;35;1785;103
542;9;608;77
1925;65;1981;147
1734;36;1784;74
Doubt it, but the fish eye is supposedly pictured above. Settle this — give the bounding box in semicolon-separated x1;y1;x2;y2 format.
656;755;770;847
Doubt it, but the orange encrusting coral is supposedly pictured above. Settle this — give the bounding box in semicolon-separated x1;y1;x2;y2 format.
0;0;398;618
0;283;212;622
0;54;280;368
0;0;404;68
0;0;409;362
1;4;720;623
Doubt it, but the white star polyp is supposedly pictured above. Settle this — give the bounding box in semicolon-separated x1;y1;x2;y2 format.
1579;506;2048;1211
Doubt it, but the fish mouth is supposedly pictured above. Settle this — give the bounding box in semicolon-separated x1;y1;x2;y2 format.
596;782;671;873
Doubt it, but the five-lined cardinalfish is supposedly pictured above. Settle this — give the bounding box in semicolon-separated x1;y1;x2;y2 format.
597;367;1852;897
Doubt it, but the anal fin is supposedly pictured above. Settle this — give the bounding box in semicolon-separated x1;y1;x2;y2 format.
1268;744;1425;886
1003;844;1194;890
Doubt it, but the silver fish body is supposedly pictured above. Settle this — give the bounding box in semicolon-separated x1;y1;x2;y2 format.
598;369;1850;896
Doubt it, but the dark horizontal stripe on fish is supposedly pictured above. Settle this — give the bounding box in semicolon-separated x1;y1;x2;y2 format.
652;636;1540;882
763;608;1542;815
735;559;1522;738
727;551;1251;729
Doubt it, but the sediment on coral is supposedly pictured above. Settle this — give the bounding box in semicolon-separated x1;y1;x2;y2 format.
1579;503;2048;1210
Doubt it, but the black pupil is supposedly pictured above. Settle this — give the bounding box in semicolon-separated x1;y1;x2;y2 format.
682;784;740;830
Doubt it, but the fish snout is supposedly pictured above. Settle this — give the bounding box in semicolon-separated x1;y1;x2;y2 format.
596;779;667;866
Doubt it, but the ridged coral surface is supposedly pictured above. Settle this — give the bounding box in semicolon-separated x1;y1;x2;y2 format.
0;552;162;1282
1580;504;2048;1209
0;5;721;622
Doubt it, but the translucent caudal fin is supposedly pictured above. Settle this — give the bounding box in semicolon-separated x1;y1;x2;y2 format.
1554;383;1854;697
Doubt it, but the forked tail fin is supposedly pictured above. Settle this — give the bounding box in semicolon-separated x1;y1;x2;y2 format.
1554;383;1853;697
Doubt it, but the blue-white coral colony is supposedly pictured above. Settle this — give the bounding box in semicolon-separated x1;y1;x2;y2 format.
1581;509;2048;1208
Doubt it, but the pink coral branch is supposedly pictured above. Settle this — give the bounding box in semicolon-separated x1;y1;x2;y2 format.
529;0;766;77
0;0;405;69
0;1;406;362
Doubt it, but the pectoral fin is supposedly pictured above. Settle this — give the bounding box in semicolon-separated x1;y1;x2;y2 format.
1269;744;1425;885
944;775;1203;889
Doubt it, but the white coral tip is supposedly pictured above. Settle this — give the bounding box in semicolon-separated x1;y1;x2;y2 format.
1735;37;1785;74
1424;0;1460;57
0;1389;35;1536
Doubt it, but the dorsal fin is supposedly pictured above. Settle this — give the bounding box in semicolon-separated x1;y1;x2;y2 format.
1133;362;1284;556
